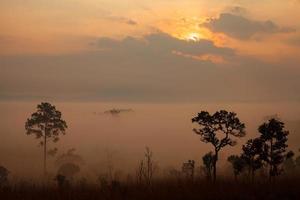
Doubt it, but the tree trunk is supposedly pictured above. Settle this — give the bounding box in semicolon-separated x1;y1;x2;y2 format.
251;169;255;183
250;158;255;182
269;139;273;182
44;134;47;176
213;150;218;183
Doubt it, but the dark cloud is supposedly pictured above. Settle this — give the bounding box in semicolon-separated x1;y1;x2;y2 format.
0;32;300;102
96;32;234;57
203;13;295;40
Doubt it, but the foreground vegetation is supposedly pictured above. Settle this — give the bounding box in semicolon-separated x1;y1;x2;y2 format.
1;178;299;200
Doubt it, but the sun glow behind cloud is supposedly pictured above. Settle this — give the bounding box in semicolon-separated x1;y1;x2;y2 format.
0;0;299;60
184;32;203;41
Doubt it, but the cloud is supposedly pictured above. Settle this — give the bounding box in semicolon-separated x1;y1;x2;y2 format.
103;16;138;26
0;32;300;102
203;13;295;40
96;32;234;58
227;6;248;16
126;19;138;25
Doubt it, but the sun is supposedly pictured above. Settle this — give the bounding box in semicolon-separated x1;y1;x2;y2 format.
185;32;202;42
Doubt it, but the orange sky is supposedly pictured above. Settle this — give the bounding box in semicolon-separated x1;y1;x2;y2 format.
1;0;300;59
1;0;300;103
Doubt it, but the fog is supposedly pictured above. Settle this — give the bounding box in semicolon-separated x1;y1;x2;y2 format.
0;101;299;181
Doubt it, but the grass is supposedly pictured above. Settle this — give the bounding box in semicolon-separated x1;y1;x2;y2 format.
1;178;299;200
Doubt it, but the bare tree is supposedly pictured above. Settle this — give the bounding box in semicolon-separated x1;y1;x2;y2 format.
136;160;145;184
143;147;157;185
136;147;157;185
192;110;246;182
25;102;67;175
104;149;116;183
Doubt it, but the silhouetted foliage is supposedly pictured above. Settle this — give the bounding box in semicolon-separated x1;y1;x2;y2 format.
54;174;69;188
55;148;84;167
258;118;289;180
227;155;246;180
2;177;300;200
241;138;264;181
98;174;109;189
295;154;300;168
201;152;214;181
25;102;67;175
182;160;195;180
57;163;80;180
47;148;58;157
0;166;9;186
192;110;246;182
283;151;296;174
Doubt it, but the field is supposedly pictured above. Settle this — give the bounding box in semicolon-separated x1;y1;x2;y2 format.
1;178;299;200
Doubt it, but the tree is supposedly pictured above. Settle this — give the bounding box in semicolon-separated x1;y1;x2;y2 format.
241;138;264;181
227;155;246;181
143;147;157;185
182;160;195;180
136;147;157;185
296;148;300;169
296;155;300;169
25;102;67;175
0;166;9;186
192;110;246;182
258;118;289;180
55;148;84;167
283;151;296;175
201;152;214;181
55;148;84;183
55;174;68;188
57;163;80;180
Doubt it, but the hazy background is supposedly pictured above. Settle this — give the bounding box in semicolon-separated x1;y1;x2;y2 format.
0;101;299;180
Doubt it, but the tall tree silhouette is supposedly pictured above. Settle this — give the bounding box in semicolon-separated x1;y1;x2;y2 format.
227;155;246;181
241;138;264;181
258;118;289;180
25;102;67;175
201;152;214;181
192;110;245;182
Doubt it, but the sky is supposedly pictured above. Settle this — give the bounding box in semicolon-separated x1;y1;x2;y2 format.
1;0;300;102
